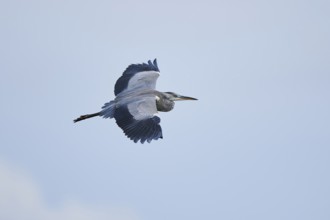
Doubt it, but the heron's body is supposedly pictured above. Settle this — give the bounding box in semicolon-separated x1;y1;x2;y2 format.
74;59;197;143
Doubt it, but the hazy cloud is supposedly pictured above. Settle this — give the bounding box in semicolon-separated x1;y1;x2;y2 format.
0;159;139;220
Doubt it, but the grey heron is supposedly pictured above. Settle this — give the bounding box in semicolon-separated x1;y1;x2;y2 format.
74;59;197;143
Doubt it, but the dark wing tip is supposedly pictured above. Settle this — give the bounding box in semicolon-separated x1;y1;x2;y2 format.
114;107;163;144
153;58;158;69
131;116;163;144
124;59;160;75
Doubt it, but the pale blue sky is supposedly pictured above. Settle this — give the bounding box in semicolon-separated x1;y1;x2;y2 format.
1;0;330;219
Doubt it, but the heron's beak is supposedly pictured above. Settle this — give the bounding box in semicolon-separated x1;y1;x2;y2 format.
176;95;198;101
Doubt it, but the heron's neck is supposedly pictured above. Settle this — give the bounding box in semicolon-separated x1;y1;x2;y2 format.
156;95;175;112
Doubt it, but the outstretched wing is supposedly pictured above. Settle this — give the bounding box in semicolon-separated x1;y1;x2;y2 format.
114;95;163;143
114;59;160;96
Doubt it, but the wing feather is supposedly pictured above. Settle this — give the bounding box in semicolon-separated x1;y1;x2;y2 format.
114;59;160;96
113;101;162;144
111;59;163;143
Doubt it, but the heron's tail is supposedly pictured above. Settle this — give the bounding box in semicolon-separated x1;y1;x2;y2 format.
73;112;100;123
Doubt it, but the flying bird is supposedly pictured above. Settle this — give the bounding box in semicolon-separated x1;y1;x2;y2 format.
74;59;197;143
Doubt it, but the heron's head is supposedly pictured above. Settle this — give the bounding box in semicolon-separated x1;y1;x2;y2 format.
164;92;198;101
